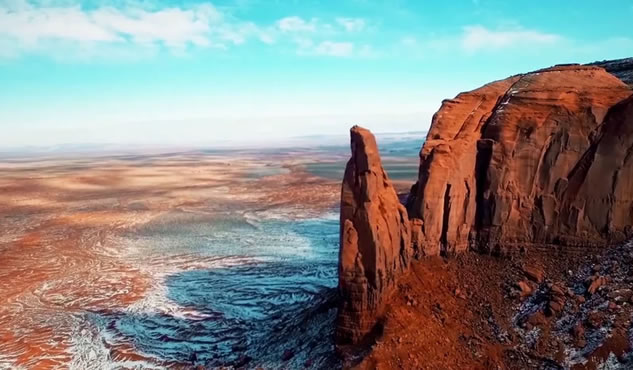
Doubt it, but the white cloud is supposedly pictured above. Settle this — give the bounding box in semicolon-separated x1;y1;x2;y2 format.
94;5;219;47
461;25;561;52
276;16;372;57
313;41;354;57
277;16;317;32
0;2;374;59
293;39;376;58
336;17;366;32
0;1;267;57
277;15;367;34
0;6;120;43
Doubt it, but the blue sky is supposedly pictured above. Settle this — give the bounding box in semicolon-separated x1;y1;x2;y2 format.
1;0;632;147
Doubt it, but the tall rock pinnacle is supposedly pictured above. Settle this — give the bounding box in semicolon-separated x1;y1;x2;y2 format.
337;126;413;344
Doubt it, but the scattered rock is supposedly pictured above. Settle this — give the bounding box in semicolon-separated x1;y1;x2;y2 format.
523;266;546;284
586;311;605;328
571;322;585;338
516;281;534;299
453;288;467;300
587;276;607;295
546;283;567;316
571;322;586;348
547;300;564;316
608;289;632;303
526;311;548;329
572;322;587;348
550;283;566;297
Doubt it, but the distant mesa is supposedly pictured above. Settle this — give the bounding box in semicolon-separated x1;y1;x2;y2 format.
337;60;633;345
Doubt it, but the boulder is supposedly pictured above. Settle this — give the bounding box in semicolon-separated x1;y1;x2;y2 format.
516;280;534;299
587;275;607;295
523;265;546;284
546;283;567;316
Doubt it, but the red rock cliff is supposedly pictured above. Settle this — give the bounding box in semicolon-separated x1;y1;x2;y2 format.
338;64;633;346
337;126;413;344
408;65;633;254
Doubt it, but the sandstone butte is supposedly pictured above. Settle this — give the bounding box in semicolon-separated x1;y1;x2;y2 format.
337;64;633;345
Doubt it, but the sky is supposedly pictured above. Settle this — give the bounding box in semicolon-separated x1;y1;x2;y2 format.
1;0;632;148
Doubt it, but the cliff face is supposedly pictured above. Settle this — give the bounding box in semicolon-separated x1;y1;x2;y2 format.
408;65;633;254
337;126;413;344
573;94;633;241
406;76;520;254
338;63;633;346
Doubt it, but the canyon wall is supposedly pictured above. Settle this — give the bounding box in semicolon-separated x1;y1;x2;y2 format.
338;64;633;344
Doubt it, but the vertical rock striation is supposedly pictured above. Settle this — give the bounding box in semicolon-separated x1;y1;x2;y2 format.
406;76;520;254
566;95;633;244
337;126;413;344
408;65;633;254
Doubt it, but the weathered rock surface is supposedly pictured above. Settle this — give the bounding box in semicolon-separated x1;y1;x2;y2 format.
337;126;413;344
589;57;633;87
407;65;633;254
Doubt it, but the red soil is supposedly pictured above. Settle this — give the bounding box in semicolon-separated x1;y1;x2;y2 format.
349;244;633;369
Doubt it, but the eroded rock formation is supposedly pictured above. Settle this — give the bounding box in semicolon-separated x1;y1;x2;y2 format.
338;63;633;346
337;126;413;344
408;65;633;254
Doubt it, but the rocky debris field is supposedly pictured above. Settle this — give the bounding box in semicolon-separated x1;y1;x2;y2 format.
347;241;633;369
